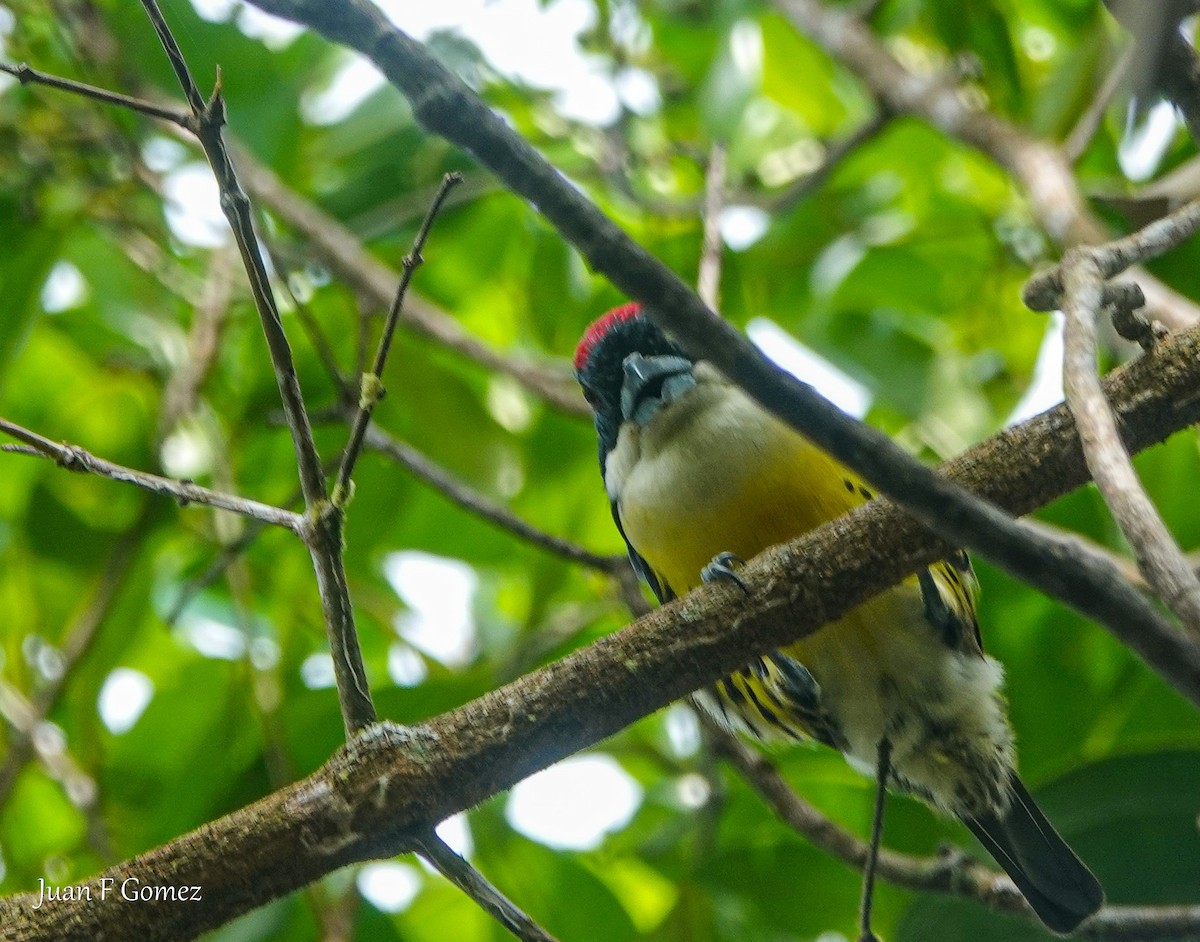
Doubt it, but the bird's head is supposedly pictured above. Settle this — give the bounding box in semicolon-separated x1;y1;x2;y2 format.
574;303;699;466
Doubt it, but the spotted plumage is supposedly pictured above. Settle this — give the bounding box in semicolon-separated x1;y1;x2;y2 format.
575;303;1102;934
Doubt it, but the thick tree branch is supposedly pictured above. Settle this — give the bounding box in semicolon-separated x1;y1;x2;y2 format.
5;316;1200;941
240;0;1194;704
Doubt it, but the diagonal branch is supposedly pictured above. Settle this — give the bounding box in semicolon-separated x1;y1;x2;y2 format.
136;0;375;733
1061;249;1200;637
0;419;303;532
703;721;1031;917
415;832;560;942
240;0;1191;702
4;314;1200;941
0;60;189;124
334;172;462;501
363;423;626;574
227;138;586;415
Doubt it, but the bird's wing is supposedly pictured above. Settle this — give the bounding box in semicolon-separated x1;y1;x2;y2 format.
918;549;983;657
611;499;675;604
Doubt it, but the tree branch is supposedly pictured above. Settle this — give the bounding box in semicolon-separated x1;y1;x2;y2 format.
5;315;1200;941
226;138;586;416
1061;249;1200;637
708;720;1200;939
240;0;1196;706
415;832;560;942
0;59;189;125
136;0;376;733
334;172;461;502
0;419;304;532
773;0;1200;331
363;423;626;574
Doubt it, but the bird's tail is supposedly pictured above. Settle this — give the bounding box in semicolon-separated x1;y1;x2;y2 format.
964;771;1104;935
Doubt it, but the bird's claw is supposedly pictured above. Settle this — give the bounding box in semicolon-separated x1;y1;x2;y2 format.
701;552;750;595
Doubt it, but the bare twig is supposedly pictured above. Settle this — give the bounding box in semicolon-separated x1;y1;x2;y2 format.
1025;196;1200;311
138;0;375;733
1061;248;1200;637
704;722;1030;914
1064;45;1134;163
0;60;189;124
772;0;1200;330
697;141;726;311
415;832;560;942
334;172;462;502
226;138;586;415
159;244;238;439
0;418;304;531
363;424;626;573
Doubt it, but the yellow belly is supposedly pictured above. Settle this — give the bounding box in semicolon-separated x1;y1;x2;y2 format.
615;381;1011;815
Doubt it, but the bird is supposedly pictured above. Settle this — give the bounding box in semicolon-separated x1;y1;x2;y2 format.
573;301;1104;936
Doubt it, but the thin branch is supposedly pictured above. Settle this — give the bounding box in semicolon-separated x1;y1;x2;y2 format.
1061;248;1200;636
1025;195;1200;310
363;423;626;574
415;832;560;942
0;60;190;125
769;108;892;212
0;418;304;531
708;720;1200;940
0;507;152;811
225;137;586;415
771;0;1200;330
334;172;462;502
1022;518;1200;593
137;0;375;733
704;721;1031;916
1064;44;1134;163
697;141;726;311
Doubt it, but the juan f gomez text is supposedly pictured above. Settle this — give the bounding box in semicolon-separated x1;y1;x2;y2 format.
31;876;202;909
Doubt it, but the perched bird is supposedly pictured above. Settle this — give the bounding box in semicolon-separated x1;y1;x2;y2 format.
574;302;1103;935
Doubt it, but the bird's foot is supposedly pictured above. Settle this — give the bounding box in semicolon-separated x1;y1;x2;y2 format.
701;552;749;595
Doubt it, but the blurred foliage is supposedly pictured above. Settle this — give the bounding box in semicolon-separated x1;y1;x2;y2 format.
1;0;1199;940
